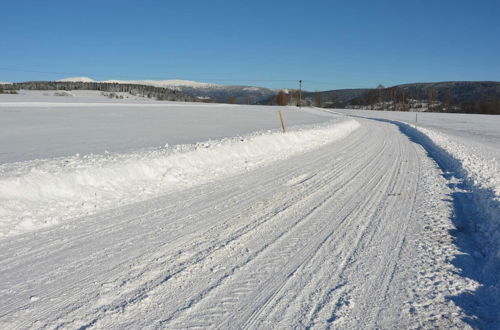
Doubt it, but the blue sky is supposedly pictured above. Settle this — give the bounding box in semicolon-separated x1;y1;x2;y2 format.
1;0;499;91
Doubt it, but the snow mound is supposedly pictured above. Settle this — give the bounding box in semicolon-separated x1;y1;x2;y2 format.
415;127;500;262
0;119;359;238
417;127;499;198
398;123;499;291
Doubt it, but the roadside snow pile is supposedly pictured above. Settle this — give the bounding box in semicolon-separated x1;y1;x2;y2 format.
417;127;499;205
0;119;359;238
416;127;500;261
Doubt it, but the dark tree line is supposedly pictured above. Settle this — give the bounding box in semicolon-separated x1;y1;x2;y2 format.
347;85;500;114
0;81;195;102
460;98;500;114
348;86;411;111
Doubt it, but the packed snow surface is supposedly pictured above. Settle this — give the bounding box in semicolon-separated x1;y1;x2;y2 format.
0;100;499;328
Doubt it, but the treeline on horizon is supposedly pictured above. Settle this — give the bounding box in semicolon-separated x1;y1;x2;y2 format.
338;82;500;115
1;80;499;114
0;81;195;102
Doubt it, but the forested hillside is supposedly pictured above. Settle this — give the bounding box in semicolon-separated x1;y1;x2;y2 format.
330;81;500;114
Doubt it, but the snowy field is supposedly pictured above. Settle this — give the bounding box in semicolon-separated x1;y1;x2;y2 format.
0;95;499;328
0;91;330;163
0;91;341;237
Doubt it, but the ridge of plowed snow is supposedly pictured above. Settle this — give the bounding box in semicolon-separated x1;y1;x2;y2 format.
415;126;500;272
416;127;499;198
0;119;359;238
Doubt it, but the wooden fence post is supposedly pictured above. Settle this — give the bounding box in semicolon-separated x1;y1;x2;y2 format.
278;110;286;133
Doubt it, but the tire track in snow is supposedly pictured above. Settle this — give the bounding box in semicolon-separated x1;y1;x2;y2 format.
347;135;421;329
0;122;366;329
86;126;381;329
161;125;393;328
254;126;411;329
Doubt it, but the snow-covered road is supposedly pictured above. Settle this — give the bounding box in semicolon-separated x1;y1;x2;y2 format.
0;117;475;328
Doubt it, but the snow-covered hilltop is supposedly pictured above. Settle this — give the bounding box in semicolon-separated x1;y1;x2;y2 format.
58;77;218;88
58;77;96;83
55;76;277;104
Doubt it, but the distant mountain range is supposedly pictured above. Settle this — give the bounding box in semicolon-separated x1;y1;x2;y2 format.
1;78;499;113
57;77;277;104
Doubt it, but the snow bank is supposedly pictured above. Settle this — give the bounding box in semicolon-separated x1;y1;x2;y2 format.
415;126;500;254
0;119;359;238
406;125;500;313
417;127;499;198
401;124;500;270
